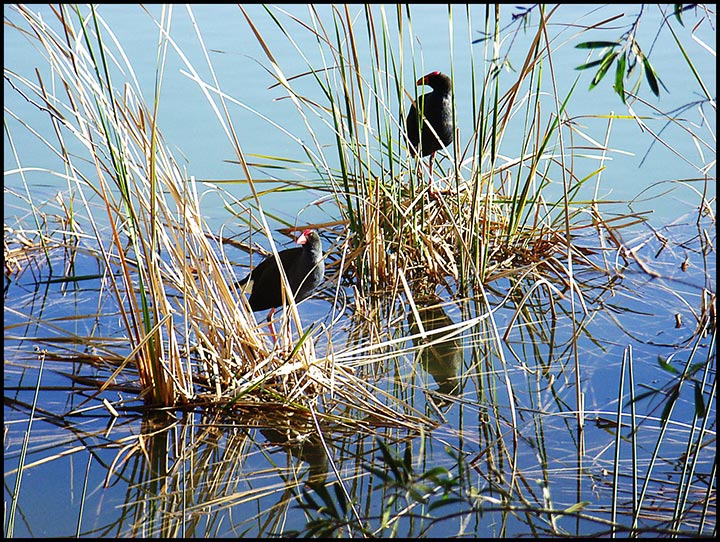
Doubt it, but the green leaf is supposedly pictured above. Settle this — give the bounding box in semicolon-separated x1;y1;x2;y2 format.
403;443;413;473
657;356;679;375
563;501;592;514
366;464;392;482
419;467;452;484
694;382;707;418
332;481;348;514
377;440;402;481
300;487;320;511
575;59;606;71
660;387;680;425
576;40;620;49
627;388;660;406
643;56;660;96
312;481;337;516
674;4;685;26
614;51;627;103
590;51;619;89
409;484;434;502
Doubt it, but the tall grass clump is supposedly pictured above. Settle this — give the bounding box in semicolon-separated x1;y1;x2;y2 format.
5;4;445;431
242;4;639;303
3;4;341;412
236;3;651;440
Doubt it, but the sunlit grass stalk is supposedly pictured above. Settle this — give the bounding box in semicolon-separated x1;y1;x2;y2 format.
628;341;639;527
468;6;498;290
6;352;46;538
68;5;168;404
611;345;629;534
670;325;716;532
458;5;486;291
630;334;707;531
75;454;93;537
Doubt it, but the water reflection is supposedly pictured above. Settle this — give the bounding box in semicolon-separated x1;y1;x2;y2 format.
117;411;178;538
108;410;334;537
408;296;462;407
260;422;329;486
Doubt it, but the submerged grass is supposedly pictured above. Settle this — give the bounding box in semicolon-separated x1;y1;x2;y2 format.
4;3;715;539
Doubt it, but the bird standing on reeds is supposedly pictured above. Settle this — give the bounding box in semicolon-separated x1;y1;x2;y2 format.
405;71;454;193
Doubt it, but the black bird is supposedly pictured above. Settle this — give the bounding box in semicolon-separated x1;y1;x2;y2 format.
405;71;454;189
237;229;324;335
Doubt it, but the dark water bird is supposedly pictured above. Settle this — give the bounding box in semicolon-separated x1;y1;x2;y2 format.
237;229;324;336
405;71;454;189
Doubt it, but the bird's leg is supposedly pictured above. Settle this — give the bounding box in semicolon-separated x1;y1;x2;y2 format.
266;307;277;343
427;152;440;199
428;152;434;185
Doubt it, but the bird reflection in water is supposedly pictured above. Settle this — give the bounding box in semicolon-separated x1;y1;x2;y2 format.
408;297;462;409
260;424;328;486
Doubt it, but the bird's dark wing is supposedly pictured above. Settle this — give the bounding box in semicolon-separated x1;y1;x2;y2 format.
238;246;301;289
405;103;420;153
